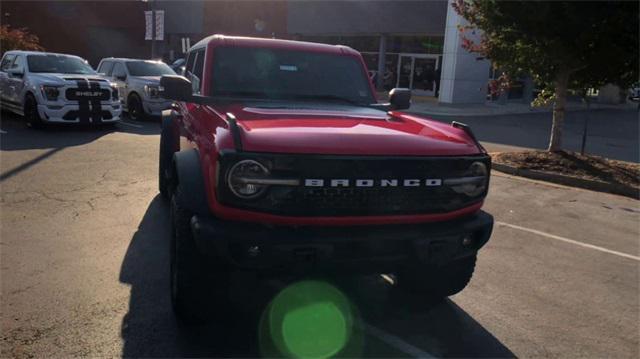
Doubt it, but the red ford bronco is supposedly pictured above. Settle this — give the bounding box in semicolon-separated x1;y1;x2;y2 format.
158;35;493;322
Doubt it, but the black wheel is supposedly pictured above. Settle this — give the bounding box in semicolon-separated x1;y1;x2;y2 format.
24;93;44;129
127;94;145;121
170;188;229;324
396;255;477;298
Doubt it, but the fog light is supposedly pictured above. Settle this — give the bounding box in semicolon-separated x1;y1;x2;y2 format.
462;236;473;247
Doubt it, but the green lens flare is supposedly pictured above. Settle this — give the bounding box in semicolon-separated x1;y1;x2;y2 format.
261;280;356;358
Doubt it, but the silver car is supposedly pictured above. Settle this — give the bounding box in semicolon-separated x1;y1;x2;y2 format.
97;58;175;120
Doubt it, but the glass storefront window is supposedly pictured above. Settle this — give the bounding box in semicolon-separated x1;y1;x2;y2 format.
297;35;444;55
387;35;444;54
297;35;379;52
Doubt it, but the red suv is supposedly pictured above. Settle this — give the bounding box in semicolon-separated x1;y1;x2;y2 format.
158;35;493;322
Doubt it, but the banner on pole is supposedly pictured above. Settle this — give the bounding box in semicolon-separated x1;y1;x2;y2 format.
155;10;165;41
144;11;153;40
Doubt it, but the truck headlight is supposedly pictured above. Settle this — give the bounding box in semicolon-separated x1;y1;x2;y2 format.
40;85;61;101
445;161;488;197
227;160;269;198
111;84;119;101
144;84;160;99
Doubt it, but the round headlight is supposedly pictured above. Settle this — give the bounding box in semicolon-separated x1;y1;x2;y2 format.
451;161;488;197
227;160;269;198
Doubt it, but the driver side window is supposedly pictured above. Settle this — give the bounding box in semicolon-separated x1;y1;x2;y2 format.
0;54;15;72
99;61;114;76
185;49;205;94
10;55;24;72
112;63;126;80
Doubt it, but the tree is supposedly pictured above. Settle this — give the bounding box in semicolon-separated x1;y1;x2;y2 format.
453;1;639;151
0;25;44;57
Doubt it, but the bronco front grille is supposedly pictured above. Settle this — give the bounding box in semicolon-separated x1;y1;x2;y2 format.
217;152;490;216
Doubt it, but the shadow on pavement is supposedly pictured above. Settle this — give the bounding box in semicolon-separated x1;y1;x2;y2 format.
120;196;513;358
338;275;515;358
0;112;160;181
119;195;263;358
0;112;159;152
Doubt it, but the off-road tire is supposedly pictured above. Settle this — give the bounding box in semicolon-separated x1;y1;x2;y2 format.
397;255;477;298
24;93;44;129
127;93;145;121
170;189;229;324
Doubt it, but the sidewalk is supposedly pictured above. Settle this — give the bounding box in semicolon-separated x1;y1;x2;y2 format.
378;92;637;117
410;100;636;117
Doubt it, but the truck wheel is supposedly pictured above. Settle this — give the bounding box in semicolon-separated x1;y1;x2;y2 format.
127;94;145;121
396;255;477;298
24;94;44;129
170;189;229;324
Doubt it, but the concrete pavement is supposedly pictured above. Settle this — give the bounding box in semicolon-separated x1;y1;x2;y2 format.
1;115;638;358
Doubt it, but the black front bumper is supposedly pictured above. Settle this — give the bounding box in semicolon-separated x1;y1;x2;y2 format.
190;211;493;274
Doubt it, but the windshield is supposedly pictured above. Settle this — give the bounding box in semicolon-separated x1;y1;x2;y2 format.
126;61;175;76
211;47;375;105
27;55;96;74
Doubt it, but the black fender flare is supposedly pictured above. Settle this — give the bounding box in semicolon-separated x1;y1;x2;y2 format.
160;110;179;160
173;149;211;216
159;110;179;196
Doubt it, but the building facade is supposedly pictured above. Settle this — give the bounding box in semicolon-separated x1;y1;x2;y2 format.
3;0;501;104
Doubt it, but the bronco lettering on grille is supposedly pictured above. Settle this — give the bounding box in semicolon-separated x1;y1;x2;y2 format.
304;179;442;187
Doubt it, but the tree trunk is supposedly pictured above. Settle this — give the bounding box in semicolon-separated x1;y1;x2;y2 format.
548;70;570;152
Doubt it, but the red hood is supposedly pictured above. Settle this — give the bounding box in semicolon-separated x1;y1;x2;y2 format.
209;103;481;156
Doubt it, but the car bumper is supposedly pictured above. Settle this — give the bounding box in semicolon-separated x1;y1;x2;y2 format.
143;99;172;116
38;103;122;124
190;211;494;274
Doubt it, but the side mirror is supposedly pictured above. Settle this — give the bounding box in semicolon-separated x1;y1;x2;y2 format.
160;75;193;102
389;88;411;110
8;69;24;78
115;75;126;81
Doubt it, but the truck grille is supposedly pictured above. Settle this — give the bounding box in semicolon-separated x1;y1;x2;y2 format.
65;88;111;101
217;152;490;216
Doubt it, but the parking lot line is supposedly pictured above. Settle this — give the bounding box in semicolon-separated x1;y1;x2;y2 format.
118;121;143;128
0;129;7;134
496;221;640;262
362;322;435;358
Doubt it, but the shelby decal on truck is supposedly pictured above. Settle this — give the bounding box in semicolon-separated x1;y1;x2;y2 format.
157;35;493;323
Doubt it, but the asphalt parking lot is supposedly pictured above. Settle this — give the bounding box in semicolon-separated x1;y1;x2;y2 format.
1;114;638;358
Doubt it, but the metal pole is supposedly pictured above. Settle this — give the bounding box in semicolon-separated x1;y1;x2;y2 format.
151;0;156;59
376;34;387;91
580;97;590;155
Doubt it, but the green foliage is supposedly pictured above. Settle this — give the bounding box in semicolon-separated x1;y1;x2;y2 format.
531;88;556;107
453;0;639;94
0;25;44;56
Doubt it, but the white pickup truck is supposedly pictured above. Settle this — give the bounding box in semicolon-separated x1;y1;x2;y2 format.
0;50;121;127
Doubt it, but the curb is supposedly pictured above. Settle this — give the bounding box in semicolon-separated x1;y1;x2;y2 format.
492;162;639;199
